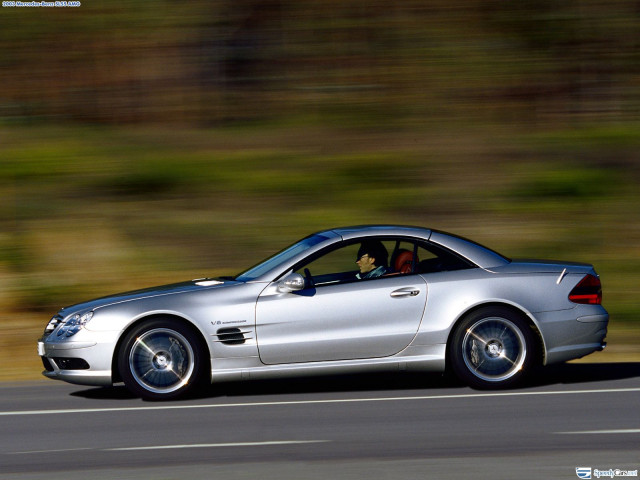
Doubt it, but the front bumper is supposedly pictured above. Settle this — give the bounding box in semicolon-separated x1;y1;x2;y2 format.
38;332;118;387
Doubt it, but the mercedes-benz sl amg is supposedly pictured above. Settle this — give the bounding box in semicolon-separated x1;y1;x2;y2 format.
38;226;608;400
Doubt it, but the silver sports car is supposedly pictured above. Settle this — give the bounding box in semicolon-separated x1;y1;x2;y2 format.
38;225;608;400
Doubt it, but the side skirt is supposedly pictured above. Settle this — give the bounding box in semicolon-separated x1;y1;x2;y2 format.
210;344;446;383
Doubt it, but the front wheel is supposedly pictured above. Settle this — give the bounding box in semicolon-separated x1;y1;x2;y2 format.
118;318;208;400
450;308;536;389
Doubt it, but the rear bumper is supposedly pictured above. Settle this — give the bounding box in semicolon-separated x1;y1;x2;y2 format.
536;306;609;365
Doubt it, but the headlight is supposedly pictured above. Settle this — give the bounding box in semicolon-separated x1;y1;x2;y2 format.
56;311;94;337
44;314;63;335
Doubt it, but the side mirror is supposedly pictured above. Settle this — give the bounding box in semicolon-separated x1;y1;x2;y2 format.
277;273;305;293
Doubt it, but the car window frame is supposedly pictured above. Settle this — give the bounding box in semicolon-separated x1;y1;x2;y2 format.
282;235;476;289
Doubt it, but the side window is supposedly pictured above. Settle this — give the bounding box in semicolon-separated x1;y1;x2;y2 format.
415;242;474;274
387;240;474;275
294;239;395;286
294;243;360;286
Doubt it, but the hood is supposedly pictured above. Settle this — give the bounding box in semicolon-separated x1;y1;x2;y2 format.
58;278;238;316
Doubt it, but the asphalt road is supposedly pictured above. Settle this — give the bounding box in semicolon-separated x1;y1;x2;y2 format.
1;363;638;480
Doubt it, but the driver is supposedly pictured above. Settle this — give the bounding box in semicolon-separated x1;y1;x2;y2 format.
355;240;388;279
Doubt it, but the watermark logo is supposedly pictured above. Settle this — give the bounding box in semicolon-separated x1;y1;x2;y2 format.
577;468;638;479
577;468;593;479
2;1;81;7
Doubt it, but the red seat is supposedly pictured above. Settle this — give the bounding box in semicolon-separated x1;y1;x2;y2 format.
394;250;415;274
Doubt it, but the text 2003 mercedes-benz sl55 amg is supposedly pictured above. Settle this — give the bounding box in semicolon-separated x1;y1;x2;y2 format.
38;225;608;400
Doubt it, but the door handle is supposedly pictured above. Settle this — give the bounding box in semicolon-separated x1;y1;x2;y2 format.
390;288;420;298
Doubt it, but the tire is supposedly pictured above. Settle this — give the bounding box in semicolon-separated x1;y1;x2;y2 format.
118;317;208;400
450;307;535;389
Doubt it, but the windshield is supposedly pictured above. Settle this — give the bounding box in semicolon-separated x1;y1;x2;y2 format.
235;233;333;282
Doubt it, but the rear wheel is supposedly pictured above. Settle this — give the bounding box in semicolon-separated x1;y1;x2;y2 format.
118;318;208;400
450;307;536;389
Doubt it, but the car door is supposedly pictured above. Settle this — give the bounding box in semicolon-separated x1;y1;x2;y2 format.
255;239;427;365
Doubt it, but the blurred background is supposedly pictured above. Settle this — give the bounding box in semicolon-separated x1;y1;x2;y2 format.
1;0;638;380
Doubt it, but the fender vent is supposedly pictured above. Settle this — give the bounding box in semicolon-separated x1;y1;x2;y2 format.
215;327;246;345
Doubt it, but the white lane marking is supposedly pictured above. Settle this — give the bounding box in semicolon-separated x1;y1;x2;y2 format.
108;440;329;451
10;440;329;455
10;447;93;455
0;387;638;417
556;429;640;435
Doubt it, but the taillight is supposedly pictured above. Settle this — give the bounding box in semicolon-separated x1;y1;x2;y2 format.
569;274;602;305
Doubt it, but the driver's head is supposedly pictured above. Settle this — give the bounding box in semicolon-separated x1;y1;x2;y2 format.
356;240;388;274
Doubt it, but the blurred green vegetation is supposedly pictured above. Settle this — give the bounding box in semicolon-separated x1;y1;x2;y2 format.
1;123;638;320
0;0;639;379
